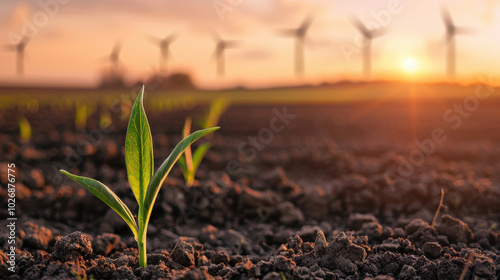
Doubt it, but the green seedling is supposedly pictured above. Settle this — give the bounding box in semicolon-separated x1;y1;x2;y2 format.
60;86;219;267
99;109;113;130
72;271;95;280
178;99;228;186
18;116;32;144
75;100;97;131
431;188;445;227
199;99;228;129
177;117;211;186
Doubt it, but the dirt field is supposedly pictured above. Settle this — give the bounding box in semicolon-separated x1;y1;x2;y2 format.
1;85;500;279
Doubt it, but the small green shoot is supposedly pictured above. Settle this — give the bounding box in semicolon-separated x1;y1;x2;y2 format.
75;101;95;130
178;99;228;186
99;109;113;130
177;117;212;186
60;86;219;267
431;188;445;227
72;271;95;280
200;99;228;129
18;116;32;144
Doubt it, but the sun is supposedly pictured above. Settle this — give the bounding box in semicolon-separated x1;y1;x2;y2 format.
401;57;418;74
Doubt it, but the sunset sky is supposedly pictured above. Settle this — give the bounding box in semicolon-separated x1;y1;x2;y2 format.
0;0;499;88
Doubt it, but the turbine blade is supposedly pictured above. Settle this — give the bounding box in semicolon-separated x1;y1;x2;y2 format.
20;37;30;48
210;30;222;43
276;28;298;37
224;40;239;48
145;34;161;44
300;14;315;33
441;6;454;28
165;32;178;43
454;26;474;35
111;41;122;56
371;27;387;38
4;44;15;51
350;16;370;38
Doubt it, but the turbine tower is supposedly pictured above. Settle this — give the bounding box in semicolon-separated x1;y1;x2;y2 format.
6;37;29;76
147;33;177;73
211;32;238;77
441;6;471;80
351;17;384;80
277;15;314;76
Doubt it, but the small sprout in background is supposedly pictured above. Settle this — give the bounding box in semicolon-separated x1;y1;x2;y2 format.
18;115;32;144
75;101;95;131
431;188;445;227
99;109;113;130
72;271;95;280
60;86;219;267
177;117;212;186
199;99;229;130
178;99;228;186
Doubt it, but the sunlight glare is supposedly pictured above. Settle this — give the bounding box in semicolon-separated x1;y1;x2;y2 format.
402;57;418;74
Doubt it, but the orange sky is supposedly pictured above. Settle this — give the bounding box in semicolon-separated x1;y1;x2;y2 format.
0;0;499;89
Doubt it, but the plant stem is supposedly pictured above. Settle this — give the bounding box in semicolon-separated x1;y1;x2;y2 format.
431;189;445;227
138;208;147;267
186;173;194;187
138;232;147;267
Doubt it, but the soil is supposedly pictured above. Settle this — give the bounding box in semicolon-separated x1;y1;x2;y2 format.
1;99;500;279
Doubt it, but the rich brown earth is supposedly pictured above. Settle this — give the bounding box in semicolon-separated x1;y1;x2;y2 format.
1;97;500;279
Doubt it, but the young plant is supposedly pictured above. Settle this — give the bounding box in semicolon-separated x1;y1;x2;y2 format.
60;86;219;267
431;188;445;227
99;109;113;130
177;117;212;186
200;99;228;130
178;99;228;186
75;100;96;131
18;116;32;144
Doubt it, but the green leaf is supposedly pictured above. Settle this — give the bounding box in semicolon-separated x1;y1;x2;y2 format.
204;99;229;128
182;117;193;174
125;86;154;206
193;143;211;172
177;155;188;175
142;127;219;225
59;170;138;238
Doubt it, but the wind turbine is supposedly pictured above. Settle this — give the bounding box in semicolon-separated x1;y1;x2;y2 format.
106;41;122;76
108;41;121;69
351;17;385;80
211;32;238;77
147;33;177;73
441;6;471;80
5;37;29;76
277;15;314;76
99;41;125;88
